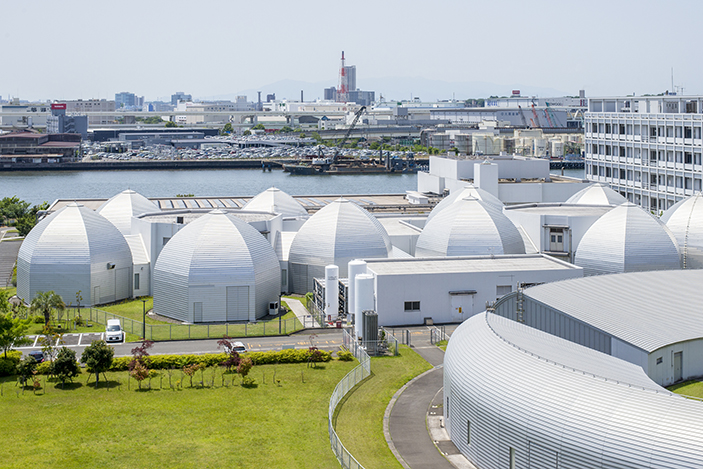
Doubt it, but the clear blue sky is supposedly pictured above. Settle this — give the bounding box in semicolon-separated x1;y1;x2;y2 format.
3;0;701;101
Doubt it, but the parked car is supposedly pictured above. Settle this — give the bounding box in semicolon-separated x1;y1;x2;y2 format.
28;351;46;363
105;319;125;343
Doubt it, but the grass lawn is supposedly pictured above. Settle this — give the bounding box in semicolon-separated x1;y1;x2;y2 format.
0;360;356;469
435;340;448;351
333;345;433;468
669;380;703;399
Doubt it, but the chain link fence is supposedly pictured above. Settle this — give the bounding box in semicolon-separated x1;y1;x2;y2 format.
83;307;304;340
329;329;371;469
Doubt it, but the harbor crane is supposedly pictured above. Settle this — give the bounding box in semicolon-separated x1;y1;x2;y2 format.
530;103;542;128
332;105;366;164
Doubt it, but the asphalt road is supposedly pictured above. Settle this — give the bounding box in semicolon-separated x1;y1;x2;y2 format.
18;328;344;360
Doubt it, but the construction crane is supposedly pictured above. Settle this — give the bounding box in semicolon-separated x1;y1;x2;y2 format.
530;103;542;128
542;108;554;127
332;105;366;164
545;102;563;127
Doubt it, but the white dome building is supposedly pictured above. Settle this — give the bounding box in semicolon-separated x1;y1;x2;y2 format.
288;198;392;293
574;202;680;276
415;197;525;257
565;183;627;205
97;189;160;235
153;210;281;323
661;193;703;269
243;187;307;218
17;202;133;306
426;185;503;224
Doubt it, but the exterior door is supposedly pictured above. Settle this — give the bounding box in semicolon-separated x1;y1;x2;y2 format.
93;286;100;306
450;294;473;321
226;286;250;322
549;228;564;252
674;351;683;382
193;302;203;322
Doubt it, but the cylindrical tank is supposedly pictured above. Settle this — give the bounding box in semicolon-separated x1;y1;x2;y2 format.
354;273;375;339
550;139;564;158
325;265;339;321
347;260;367;325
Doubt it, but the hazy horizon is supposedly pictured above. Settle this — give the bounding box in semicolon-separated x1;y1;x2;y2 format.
4;0;702;102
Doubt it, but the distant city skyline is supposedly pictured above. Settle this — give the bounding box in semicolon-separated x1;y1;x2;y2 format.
4;0;702;102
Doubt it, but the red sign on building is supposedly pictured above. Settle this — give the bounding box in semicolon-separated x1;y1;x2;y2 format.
51;103;67;110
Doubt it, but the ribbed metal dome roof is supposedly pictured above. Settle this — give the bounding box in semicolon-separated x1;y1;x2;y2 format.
416;197;525;257
97;189;160;235
661;193;703;269
575;202;680;276
17;202;133;305
153;209;280;322
288;198;391;293
566;183;627;205
426;185;503;224
243;186;307;217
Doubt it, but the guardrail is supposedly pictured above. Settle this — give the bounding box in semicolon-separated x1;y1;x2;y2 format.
329;329;371;469
85;307;304;340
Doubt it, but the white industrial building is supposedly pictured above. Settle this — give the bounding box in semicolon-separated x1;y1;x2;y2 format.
17;202;134;306
417;154;590;204
661;192;703;269
585;95;703;211
356;254;582;326
444;309;703;469
152;210;281;323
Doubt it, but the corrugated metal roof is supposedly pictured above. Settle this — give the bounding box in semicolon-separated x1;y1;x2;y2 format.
97;189;160;235
574;202;680;276
523;270;703;352
444;313;703;469
416;197;525;257
426;184;503;224
243;187;308;218
661;193;703;269
124;234;149;265
366;253;579;275
565;183;627;205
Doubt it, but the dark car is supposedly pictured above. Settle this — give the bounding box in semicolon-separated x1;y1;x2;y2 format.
28;351;46;363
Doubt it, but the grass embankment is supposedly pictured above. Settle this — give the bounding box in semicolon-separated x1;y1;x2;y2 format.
334;345;433;468
0;360;355;469
669;380;703;399
435;340;448;351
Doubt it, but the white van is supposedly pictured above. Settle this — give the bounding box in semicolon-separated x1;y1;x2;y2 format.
105;319;125;343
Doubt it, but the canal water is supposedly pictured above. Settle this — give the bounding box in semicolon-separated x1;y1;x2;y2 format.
0;167;585;206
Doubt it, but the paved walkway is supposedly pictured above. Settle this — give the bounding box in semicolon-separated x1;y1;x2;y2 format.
386;328;475;469
283;297;320;328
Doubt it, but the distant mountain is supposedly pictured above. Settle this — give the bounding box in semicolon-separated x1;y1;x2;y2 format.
200;78;570;103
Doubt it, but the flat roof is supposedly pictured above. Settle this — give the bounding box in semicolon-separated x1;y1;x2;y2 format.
366;253;579;276
138;210;276;224
524;270;703;353
506;203;613;217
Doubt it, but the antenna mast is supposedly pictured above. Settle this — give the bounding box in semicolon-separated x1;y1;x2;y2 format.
337;51;348;103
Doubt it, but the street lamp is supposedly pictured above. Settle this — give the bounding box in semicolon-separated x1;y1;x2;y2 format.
142;299;147;340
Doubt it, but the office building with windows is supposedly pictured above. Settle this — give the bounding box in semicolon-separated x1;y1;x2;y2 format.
585;95;703;212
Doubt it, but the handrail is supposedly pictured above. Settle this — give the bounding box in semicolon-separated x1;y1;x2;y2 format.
329;329;371;468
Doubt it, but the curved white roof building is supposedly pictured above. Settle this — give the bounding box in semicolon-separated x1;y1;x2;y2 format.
153;210;280;323
415;197;525;257
17;202;133;306
661;193;703;269
574;202;680;275
243;186;308;218
425;185;503;224
565;182;627;205
444;311;703;469
97;189;160;235
288;198;392;293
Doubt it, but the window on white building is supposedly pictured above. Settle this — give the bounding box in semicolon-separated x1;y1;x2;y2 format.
685;127;692;138
404;301;420;312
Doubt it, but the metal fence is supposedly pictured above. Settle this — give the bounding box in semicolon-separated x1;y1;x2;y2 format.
81;307;304;340
429;325;449;345
329;329;371;469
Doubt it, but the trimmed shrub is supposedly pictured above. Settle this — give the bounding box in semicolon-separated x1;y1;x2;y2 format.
0;350;22;376
336;350;354;361
36;361;52;375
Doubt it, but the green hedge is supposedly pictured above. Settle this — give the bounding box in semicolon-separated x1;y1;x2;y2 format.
0;351;22;376
108;349;332;371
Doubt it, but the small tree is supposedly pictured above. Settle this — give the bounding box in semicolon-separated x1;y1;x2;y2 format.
130;361;149;390
17;355;38;386
221;122;233;135
81;340;114;387
30;291;65;326
53;347;80;388
129;340;154;390
165;120;177;128
39;325;64;366
217;336;241;372
0;312;31;358
237;357;253;386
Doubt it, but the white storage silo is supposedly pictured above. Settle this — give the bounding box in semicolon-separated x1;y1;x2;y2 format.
354;273;375;339
325;265;339;320
347;260;367;325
